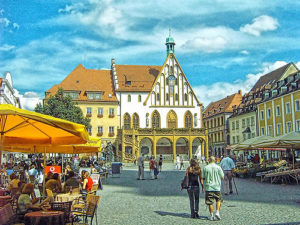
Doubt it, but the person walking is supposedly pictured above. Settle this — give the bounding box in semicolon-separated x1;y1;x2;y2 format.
176;155;181;170
149;156;155;180
202;156;224;221
137;154;145;180
180;157;184;170
220;153;235;195
158;155;163;172
185;159;204;218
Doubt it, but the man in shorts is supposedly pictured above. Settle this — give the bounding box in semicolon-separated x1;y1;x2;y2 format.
202;156;224;221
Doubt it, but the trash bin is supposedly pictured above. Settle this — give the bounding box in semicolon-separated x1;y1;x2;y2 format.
111;162;121;176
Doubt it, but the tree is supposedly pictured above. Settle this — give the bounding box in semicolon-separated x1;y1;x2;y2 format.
35;88;91;129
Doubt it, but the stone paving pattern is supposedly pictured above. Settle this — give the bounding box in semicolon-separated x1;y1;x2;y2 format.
96;163;300;225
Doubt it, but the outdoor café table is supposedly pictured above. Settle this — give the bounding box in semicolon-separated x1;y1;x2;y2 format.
55;193;82;202
0;195;11;207
24;211;65;225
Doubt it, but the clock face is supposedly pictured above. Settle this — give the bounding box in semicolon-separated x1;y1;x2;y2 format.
168;75;175;86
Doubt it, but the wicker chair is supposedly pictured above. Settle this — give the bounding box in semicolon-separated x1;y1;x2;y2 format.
50;201;73;223
72;195;100;225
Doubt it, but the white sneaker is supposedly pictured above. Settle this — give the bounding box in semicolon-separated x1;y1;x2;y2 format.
209;215;214;221
215;212;221;220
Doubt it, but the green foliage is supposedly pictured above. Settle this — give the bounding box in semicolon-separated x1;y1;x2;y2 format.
34;88;91;129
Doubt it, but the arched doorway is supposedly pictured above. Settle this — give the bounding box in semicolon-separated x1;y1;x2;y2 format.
192;137;203;158
167;110;177;128
140;138;153;160
176;137;189;160
156;137;172;161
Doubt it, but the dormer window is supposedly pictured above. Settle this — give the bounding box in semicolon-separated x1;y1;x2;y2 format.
63;91;79;99
87;92;103;100
126;81;131;86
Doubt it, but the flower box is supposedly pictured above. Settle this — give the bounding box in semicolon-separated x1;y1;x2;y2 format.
97;114;103;118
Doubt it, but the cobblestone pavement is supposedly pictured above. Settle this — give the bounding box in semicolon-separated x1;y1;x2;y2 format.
96;163;300;225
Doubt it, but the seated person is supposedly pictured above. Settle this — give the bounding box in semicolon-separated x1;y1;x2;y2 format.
45;173;62;194
18;183;41;214
64;171;79;192
45;172;53;183
82;171;93;193
8;173;20;192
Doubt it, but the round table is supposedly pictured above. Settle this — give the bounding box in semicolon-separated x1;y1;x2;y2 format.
55;193;81;202
0;196;11;207
24;211;65;225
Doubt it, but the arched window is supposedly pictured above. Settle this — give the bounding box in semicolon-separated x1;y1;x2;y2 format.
184;93;188;101
124;113;131;130
167;110;177;128
194;113;197;127
157;93;160;101
175;93;178;101
151;110;160;128
128;95;131;102
138;95;142;102
184;111;193;128
132;113;139;129
166;93;169;100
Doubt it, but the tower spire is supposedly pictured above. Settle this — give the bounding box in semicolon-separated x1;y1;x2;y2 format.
165;29;175;56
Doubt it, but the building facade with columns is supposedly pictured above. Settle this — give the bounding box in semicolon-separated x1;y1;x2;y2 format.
113;34;208;162
0;72;21;108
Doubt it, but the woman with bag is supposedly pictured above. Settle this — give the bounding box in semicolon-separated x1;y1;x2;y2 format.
185;159;204;219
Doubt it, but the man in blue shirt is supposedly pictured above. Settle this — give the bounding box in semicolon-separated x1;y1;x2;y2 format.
220;153;235;195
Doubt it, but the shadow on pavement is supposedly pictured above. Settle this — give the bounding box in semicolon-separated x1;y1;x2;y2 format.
154;211;208;220
262;223;300;225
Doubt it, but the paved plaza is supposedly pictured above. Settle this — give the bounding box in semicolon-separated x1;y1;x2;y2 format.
96;163;300;225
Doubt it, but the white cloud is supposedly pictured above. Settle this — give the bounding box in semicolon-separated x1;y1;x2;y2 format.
0;17;10;27
13;22;19;29
14;90;42;111
240;15;279;36
0;9;4;16
194;61;292;107
240;50;249;55
0;44;15;51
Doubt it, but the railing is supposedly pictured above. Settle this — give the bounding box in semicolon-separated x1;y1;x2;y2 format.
119;128;206;136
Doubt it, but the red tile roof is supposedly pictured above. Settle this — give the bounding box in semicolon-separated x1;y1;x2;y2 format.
46;64;118;102
115;65;162;92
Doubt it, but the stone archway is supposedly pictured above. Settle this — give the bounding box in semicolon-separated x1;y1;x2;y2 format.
139;138;153;159
156;137;173;161
176;137;189;160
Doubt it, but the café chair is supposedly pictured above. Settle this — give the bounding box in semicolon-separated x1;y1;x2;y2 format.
50;201;73;223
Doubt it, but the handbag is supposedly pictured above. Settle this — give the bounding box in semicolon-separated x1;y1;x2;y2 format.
181;175;189;189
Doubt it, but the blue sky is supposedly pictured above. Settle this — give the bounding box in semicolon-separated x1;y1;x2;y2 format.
1;0;300;109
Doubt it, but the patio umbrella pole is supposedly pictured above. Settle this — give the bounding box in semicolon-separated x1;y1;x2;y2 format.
62;154;64;183
43;147;46;199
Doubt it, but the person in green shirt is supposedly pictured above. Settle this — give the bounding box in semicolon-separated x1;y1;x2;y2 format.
202;156;224;221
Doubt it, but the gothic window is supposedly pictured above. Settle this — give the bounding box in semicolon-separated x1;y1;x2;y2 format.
132;113;139;129
151;110;160;128
184;94;188;101
166;93;169;100
184;111;193;128
124;113;131;130
167;110;177;128
128;95;131;102
166;78;169;85
138;95;142;102
157;93;160;101
175;93;178;101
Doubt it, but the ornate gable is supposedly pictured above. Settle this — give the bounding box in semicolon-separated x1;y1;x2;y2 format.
144;53;201;107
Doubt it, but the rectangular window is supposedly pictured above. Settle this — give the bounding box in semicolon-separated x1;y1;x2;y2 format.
286;102;291;114
277;123;281;135
87;127;92;135
232;136;235;144
246;118;250;126
261;127;265;135
97;107;103;115
95;93;101;99
242;119;245;128
296;100;300;112
251;117;255;126
243;133;246;141
276;105;280;116
251;133;255;138
268;125;272;136
236;121;239;129
86;107;92;114
286;122;292;133
236;135;239;143
296;120;300;131
138;95;142;102
87;93;93;99
247;133;251;139
109;126;114;133
109;108;114;116
72;93;78;99
97;126;103;133
267;108;271;119
260;111;264;120
232;122;235;130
